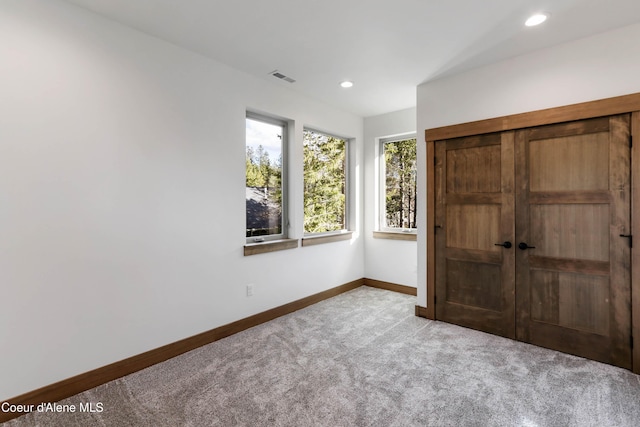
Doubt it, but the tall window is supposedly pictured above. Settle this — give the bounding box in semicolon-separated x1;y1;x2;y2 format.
380;136;417;231
246;114;287;242
303;129;348;234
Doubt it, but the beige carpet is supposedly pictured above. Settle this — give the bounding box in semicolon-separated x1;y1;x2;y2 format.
4;286;640;426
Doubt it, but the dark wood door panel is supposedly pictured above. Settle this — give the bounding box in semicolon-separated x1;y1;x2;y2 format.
528;321;630;369
446;144;501;193
528;269;610;336
445;247;502;265
515;114;632;369
435;132;515;340
526;116;610;140
437;304;512;338
445;259;502;312
435;114;632;370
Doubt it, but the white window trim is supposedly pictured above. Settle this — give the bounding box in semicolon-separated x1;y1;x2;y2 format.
302;128;351;236
245;112;289;244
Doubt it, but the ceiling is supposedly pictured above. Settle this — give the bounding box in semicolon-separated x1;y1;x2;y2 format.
63;0;640;117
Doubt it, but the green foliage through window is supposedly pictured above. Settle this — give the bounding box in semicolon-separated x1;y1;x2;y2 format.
246;116;284;239
303;129;347;233
383;138;417;229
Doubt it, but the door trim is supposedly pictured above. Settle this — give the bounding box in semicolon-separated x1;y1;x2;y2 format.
632;111;640;373
425;92;640;141
424;92;640;374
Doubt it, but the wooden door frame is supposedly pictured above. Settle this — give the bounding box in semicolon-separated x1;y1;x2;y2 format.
423;92;640;374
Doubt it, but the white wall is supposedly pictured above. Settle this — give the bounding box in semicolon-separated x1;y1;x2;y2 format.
0;0;364;400
416;22;640;306
363;108;417;287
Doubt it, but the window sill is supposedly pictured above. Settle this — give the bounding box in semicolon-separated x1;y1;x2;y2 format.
244;238;299;256
302;231;353;247
373;231;417;241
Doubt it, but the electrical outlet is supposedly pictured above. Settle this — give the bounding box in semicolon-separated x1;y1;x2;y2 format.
246;283;254;297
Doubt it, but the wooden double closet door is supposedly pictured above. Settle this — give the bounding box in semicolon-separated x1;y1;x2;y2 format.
435;114;632;369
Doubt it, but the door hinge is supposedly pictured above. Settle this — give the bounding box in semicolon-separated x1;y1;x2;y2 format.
631;335;634;349
434;156;437;166
630;136;633;148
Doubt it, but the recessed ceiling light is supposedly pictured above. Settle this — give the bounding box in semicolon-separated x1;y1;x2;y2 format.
340;81;353;88
525;13;549;27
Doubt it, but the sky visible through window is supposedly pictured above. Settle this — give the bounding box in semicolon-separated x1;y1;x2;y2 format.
246;117;284;239
246;118;282;162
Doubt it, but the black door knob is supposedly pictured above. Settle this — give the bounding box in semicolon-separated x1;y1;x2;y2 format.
518;242;536;250
494;241;512;249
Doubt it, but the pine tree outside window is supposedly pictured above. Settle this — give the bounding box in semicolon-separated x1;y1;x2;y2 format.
246;113;287;242
303;129;348;234
380;136;417;232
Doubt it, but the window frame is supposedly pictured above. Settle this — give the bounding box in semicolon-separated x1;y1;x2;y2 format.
302;127;350;237
245;112;289;244
379;134;417;234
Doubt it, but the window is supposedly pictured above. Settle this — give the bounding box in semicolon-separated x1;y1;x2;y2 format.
246;113;287;242
303;129;348;234
380;136;417;231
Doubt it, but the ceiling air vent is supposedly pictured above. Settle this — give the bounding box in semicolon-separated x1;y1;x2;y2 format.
269;70;296;83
